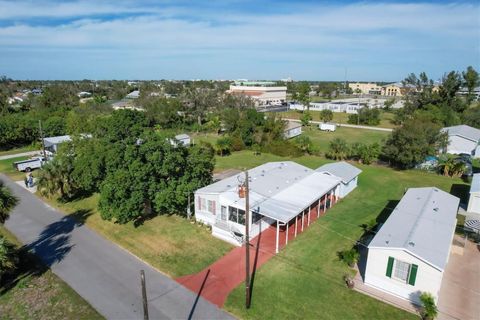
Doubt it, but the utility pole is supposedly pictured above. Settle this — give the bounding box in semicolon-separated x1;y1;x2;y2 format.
140;270;149;320
244;170;251;309
38;120;47;159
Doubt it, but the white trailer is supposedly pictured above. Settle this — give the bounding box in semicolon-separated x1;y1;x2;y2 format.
319;122;337;132
13;157;47;172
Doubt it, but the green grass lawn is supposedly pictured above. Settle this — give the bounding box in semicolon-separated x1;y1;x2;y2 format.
0;156;30;181
41;194;233;278
0;226;102;320
278;110;397;128
224;162;468;320
302;126;390;154
0;145;38;157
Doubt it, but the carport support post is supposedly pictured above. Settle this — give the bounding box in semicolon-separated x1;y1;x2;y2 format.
286;221;289;245
317;200;320;218
275;220;279;253
301;211;304;232
308;206;311;226
294;216;298;238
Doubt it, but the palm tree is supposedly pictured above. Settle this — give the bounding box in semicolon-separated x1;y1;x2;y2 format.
438;155;466;177
0;236;17;281
215;137;232;157
0;180;18;224
36;158;74;198
327;138;349;160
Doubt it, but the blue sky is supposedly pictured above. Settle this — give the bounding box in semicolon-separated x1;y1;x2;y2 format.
0;0;479;81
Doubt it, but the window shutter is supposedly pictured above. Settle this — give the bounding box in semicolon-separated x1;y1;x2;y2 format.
408;264;418;286
386;257;394;278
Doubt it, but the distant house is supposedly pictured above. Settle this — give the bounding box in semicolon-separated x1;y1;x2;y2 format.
441;125;480;157
126;90;140;99
467;173;480;214
364;187;459;304
173;134;191;147
284;121;302;139
316;162;362;197
77;91;92;98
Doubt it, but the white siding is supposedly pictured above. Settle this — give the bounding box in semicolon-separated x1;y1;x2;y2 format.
364;248;444;304
194;192;220;226
446;135;476;155
339;177;358;197
467;192;480;214
285;127;302;139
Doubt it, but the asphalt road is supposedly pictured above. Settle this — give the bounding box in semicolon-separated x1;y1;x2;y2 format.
0;150;41;160
2;174;234;320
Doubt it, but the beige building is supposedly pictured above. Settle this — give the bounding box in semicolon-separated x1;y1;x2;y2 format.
227;81;287;106
348;82;382;95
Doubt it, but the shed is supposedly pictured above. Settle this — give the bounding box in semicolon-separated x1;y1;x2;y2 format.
315;162;361;197
364;187;459;304
284;121;302;139
174;134;191;146
43;135;72;153
467;173;480;214
441;125;480;157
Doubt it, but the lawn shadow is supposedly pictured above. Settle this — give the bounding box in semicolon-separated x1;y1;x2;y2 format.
0;209;92;295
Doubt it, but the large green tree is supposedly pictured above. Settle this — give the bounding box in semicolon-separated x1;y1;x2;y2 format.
0;180;17;224
462;66;479;104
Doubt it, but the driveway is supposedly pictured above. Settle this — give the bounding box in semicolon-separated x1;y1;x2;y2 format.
437;235;480;320
0;150;40;160
1;174;234;320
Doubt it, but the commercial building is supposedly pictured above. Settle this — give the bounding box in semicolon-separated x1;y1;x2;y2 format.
194;161;359;250
226;81;287;106
441;125;480;157
349;82;382;95
364;187;459;304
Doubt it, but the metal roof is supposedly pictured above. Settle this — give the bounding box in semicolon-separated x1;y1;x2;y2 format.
316;161;362;183
441;125;480;142
175;134;190;141
43;135;72;147
368;187;459;271
196;162;342;223
285;121;302;130
470;173;480;194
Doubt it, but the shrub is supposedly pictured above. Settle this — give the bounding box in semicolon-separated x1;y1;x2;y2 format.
263;140;303;157
339;248;360;267
231;136;246;151
420;292;438;320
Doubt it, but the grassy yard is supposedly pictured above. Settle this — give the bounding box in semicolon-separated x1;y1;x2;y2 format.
0;156;30;181
278;110;397;128
41;194;233;278
0;226;102;320
302;126;390;154
224;161;468;320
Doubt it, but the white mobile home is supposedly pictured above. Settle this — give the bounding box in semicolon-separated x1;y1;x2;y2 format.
316;162;361;197
174;134;191;146
467;173;480;214
284;121;302;139
43;135;73;153
195;162;345;250
441;125;480;157
364;188;459;304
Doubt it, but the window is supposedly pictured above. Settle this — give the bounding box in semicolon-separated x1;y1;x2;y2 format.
228;206;246;225
393;260;410;282
198;197;206;211
208;200;216;215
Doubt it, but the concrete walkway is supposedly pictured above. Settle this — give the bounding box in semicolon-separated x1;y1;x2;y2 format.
177;200;330;307
0;150;40;160
1;174;234;320
282;118;394;132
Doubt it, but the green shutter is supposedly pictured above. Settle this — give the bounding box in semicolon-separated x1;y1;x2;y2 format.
386;257;394;278
408;264;418;286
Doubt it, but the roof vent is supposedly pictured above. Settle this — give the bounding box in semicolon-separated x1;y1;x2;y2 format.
408;241;415;247
227;184;231;187
433;207;439;212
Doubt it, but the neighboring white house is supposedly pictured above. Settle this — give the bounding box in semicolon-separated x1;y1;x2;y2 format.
467;173;480;214
290;102;361;114
364;187;459;305
316;162;361;197
43;135;73;153
284;121;302;139
173;134;191;147
195;162;345;250
441;125;480;157
126;90;140;99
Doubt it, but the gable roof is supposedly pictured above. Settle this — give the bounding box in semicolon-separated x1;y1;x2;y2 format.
285;121;302;131
441;125;480;143
369;187;459;271
315;161;362;183
175;133;190;141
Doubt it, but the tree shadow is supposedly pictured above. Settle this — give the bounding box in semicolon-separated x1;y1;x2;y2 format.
248;224;263;307
450;184;470;206
0;209;92;295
